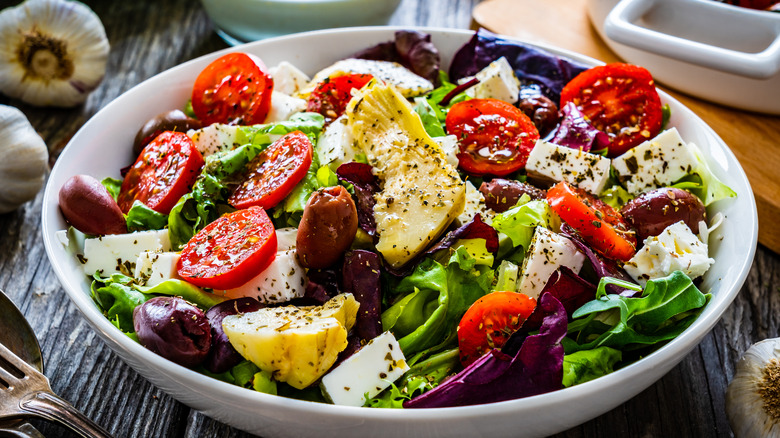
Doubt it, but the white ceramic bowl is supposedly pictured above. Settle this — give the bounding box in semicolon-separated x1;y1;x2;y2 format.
200;0;402;44
41;27;758;438
587;0;780;114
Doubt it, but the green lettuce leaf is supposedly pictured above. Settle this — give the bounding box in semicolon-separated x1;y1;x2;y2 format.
678;142;737;206
126;201;168;232
562;346;622;387
90;273;152;332
136;279;226;310
491;195;558;250
100;177;122;201
413;97;446;137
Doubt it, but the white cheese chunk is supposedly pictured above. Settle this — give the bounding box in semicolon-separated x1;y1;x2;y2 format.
188;123;241;157
81;229;172;277
456;180;493;226
264;91;307;123
275;227;298;251
526;140;612;194
269;61;311;96
612;128;698;195
433;134;460;169
316;115;357;169
518;227;585;299
219;249;306;304
462;56;520;104
320;331;409;407
624;221;714;285
134;251;181;287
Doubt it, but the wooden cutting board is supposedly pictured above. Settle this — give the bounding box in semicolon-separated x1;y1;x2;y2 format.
473;0;780;254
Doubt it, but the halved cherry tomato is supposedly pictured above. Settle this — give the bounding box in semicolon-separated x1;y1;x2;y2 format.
445;98;540;177
117;131;204;214
560;63;663;158
228;131;313;210
457;291;537;367
306;73;373;122
177;206;277;290
546;181;637;261
191;52;273;126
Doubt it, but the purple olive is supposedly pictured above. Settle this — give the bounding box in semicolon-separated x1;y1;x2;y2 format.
620;188;707;241
59;175;127;235
204;298;263;373
133;296;211;368
133;109;202;156
479;179;546;212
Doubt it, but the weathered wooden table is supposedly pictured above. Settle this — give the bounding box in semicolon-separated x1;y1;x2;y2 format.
0;0;776;436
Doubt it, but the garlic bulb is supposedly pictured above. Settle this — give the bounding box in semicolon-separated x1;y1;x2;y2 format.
726;338;780;437
0;105;49;213
0;0;109;107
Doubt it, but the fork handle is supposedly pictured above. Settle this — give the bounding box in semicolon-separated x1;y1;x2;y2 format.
19;391;112;438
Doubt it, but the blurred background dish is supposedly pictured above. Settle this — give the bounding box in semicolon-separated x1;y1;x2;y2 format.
587;0;780;115
200;0;403;45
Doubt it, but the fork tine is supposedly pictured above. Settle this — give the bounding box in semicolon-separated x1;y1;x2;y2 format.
0;341;38;378
0;362;19;386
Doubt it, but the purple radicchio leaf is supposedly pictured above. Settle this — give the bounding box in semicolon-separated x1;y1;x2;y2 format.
560;224;641;297
352;30;441;84
292;268;340;306
336;162;379;241
341;250;383;341
404;292;567;408
550;102;610;153
449;28;589;104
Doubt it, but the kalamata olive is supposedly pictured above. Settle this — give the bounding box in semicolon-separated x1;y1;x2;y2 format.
517;95;559;136
479;179;546;212
620;187;706;241
204;297;263;374
133;296;211;368
296;185;358;269
133;109;202;156
59;175;127;235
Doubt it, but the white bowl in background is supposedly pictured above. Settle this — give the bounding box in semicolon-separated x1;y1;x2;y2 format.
200;0;403;44
41;27;758;438
587;0;780;114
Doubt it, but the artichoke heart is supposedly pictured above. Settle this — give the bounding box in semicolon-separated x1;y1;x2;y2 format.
347;80;465;268
222;293;359;390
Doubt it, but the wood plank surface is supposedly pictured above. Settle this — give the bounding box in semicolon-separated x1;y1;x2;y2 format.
0;0;775;437
473;0;780;254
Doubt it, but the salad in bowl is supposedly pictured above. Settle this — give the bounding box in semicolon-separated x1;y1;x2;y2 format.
42;27;755;437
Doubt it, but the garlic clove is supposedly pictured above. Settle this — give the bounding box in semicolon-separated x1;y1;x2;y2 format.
726;338;780;437
0;0;109;107
0;104;49;213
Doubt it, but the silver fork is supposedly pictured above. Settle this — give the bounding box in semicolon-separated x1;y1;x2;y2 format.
0;342;113;438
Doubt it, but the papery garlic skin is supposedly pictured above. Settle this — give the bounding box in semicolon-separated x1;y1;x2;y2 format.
0;105;49;213
0;0;109;107
726;338;780;438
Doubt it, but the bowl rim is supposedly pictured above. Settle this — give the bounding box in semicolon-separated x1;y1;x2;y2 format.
41;24;758;425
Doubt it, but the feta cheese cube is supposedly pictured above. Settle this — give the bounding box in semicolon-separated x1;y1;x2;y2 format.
462;57;520;104
624;221;714;285
219;249;306;304
269;61;310;96
275;227;298;251
612;128;698;195
316;115;356;169
456;180;492;226
134;251;181;287
433;134;460;169
188;123;242;157
263;92;307;123
81;229;172;277
320;331;409;407
526;140;612;194
518;227;585;299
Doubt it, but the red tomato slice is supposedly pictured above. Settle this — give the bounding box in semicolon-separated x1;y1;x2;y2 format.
191;52;273;126
546;181;637;261
117;131;204;214
228;131;313;210
560;63;663;158
457;291;537;367
306;73;373;122
445;98;540;177
177;206;277;290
